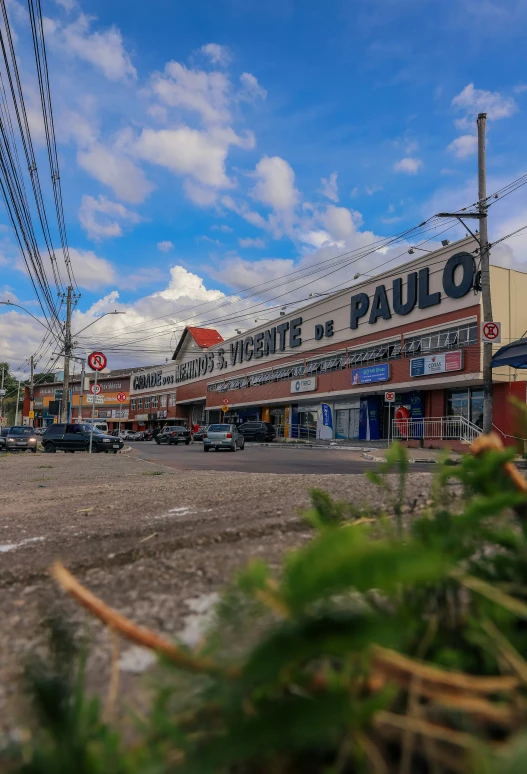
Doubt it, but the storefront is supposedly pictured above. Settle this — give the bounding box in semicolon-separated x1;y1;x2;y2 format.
167;237;527;448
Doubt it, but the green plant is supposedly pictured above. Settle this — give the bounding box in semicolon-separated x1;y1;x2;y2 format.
10;436;527;773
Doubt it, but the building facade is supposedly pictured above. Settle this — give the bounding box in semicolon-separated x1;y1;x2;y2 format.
164;237;527;447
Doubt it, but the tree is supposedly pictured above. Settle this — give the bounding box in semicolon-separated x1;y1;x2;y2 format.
0;362;20;424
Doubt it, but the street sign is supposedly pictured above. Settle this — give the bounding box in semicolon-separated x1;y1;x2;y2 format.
481;321;501;344
385;391;395;402
221;405;229;413
116;392;127;403
0;388;5;397
87;351;107;371
90;383;102;395
28;410;35;418
222;398;229;405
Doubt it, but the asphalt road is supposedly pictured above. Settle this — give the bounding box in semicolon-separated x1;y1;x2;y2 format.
129;440;434;474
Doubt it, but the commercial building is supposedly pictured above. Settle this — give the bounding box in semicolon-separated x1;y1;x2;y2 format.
23;369;131;429
161;237;527;448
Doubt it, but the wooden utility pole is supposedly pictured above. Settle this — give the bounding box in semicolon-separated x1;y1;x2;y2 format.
61;286;73;423
477;113;493;434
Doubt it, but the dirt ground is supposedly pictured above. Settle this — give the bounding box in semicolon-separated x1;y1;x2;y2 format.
0;450;437;745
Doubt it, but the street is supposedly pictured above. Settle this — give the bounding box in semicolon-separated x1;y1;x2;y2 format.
129;440;435;474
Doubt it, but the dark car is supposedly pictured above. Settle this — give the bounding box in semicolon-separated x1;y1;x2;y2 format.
238;421;276;442
0;426;38;452
41;423;124;454
155;426;191;445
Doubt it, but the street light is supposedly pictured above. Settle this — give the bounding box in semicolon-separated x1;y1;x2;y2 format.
0;300;57;335
353;272;375;280
72;310;125;339
408;246;432;255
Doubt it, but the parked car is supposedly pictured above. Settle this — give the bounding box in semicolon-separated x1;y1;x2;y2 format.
0;426;38;453
192;425;208;441
156;426;191;445
41;423;124;454
237;421;276;442
122;430;137;441
203;423;245;452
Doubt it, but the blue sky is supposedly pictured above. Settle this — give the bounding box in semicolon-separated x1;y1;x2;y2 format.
1;0;527;370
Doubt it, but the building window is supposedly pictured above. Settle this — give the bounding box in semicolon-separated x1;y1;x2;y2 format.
144;397;150;410
151;396;159;409
160;394;167;407
403;323;477;356
169;393;176;407
137;397;143;409
446;388;483;429
131;398;136;410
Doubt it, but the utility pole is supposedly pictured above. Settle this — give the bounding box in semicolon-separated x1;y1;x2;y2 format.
78;357;86;423
0;365;4;426
14;379;21;425
61;286;73;423
478;113;493;434
30;355;34;426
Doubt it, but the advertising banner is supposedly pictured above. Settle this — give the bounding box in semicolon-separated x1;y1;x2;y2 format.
352;363;390;385
410;350;463;378
290;377;317;393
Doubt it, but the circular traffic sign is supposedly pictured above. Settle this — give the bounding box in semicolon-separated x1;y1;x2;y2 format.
90;383;102;395
222;398;229;405
116;392;127;403
385;391;395;402
483;322;500;340
88;351;107;371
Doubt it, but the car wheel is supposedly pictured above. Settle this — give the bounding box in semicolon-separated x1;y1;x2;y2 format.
92;446;101;454
230;443;236;452
155;439;160;444
31;447;37;454
44;443;56;454
203;446;209;452
255;433;265;442
241;441;245;450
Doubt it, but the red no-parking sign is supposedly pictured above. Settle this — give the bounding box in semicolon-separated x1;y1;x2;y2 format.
385;391;395;402
481;321;501;344
116;392;127;403
90;383;102;395
87;351;107;371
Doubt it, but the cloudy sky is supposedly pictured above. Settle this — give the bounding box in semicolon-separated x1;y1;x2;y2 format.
1;0;526;376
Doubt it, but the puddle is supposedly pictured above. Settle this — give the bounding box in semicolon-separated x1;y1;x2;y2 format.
0;537;45;553
177;592;220;648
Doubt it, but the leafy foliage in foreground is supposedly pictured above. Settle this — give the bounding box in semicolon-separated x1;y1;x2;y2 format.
9;437;527;773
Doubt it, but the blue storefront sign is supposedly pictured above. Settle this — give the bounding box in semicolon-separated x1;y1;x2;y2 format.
321;403;333;428
410;358;425;377
352;363;390;385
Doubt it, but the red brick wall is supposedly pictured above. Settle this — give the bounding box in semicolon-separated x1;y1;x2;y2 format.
493;381;526;448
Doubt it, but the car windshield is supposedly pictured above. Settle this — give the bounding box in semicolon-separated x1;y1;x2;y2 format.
208;424;231;432
78;424;104;434
9;427;33;436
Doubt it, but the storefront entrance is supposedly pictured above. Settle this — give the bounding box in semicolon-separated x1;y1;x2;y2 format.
335;408;360;440
447;388;483;429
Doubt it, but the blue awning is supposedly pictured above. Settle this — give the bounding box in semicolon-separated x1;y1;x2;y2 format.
491;338;527;369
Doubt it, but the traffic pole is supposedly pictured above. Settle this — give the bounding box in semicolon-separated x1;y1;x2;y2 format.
89;369;98;454
29;355;34;425
78;357;85;423
61;286;73;423
14;379;20;425
477;113;494;434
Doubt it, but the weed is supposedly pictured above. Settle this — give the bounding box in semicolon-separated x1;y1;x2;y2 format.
141;470;164;476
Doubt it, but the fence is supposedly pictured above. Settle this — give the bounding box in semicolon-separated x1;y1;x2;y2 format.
391;415;481;444
275;424;317;441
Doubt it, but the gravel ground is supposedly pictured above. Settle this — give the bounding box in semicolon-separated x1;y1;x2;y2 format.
0;450;437;744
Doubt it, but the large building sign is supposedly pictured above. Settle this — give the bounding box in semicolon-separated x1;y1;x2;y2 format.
170;249;477;387
410;350;464;377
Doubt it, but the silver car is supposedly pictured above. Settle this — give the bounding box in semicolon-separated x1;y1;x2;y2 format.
0;426;38;453
203;423;245;452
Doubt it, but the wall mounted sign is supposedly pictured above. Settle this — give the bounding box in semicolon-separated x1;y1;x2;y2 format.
290;377;317;394
351;363;390;385
410;350;463;377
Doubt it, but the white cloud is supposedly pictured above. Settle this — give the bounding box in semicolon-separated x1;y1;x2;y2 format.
147;104;168;123
78;195;141;241
238;72;267;102
44;13;137;82
212;224;233;233
183;180;219;206
365;185;382;195
350;186;359;198
514;84;527;94
77;143;154;204
321;205;358;241
66;248;117;290
238;237;265;248
150;61;231;125
54;0;76;9
200;43;231;67
452;83;517;123
393;157;422;174
157;241;174;253
250;156;300;211
199;235;222;246
447;134;478;158
133;126;254;190
319;172;339;203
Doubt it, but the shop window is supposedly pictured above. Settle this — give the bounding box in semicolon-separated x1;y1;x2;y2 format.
446;388;483;429
144;397;150;409
404;323;477;355
151;396;159;409
137;397;143;409
160;394;167;407
131;398;136;410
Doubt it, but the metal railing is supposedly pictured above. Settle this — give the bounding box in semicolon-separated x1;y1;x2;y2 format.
391;415;482;444
275;424;317;440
